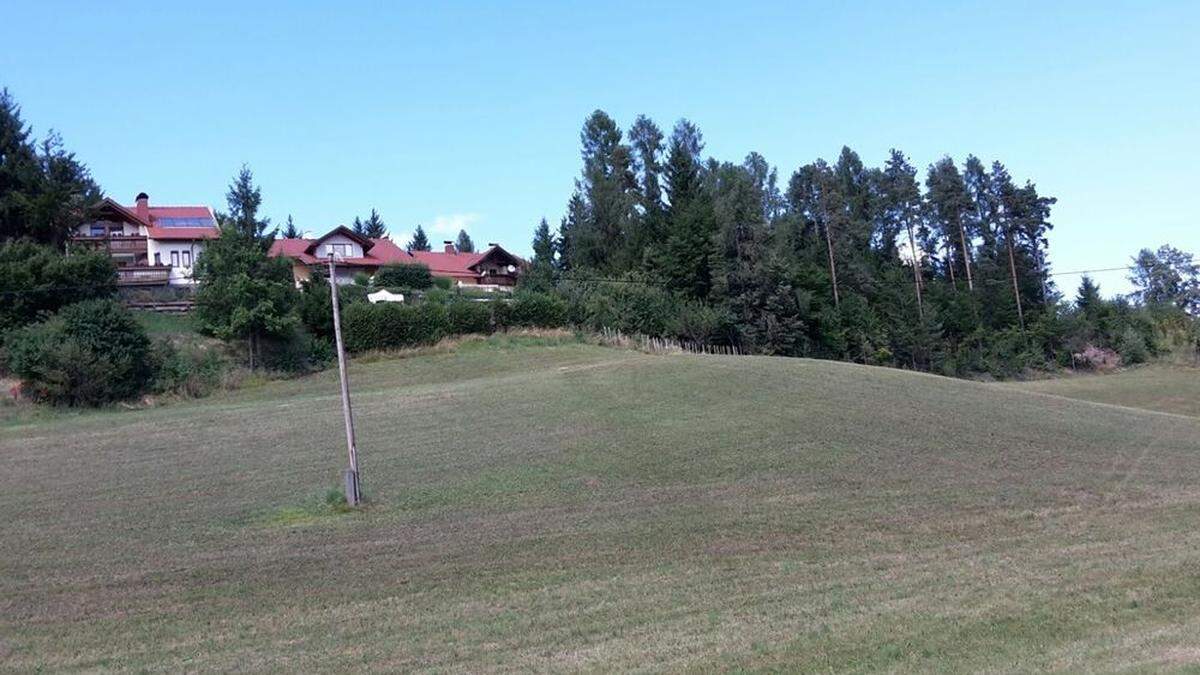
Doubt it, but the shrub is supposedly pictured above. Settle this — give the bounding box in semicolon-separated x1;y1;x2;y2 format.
509;291;567;328
4;299;154;406
0;240;117;333
353;272;371;286
297;277;370;340
448;301;493;335
432;276;452;290
152;340;230;398
1116;326;1150;364
374;263;433;290
341;302;449;352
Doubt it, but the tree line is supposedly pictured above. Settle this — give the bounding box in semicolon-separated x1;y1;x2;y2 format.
522;110;1197;375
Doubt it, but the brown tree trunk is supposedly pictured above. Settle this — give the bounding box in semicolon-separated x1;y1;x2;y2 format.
1006;228;1025;332
958;219;974;291
905;220;924;320
823;221;840;308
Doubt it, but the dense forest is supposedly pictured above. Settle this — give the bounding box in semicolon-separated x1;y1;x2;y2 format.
521;110;1197;376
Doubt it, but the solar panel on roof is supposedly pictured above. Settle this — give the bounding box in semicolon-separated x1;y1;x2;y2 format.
157;217;215;228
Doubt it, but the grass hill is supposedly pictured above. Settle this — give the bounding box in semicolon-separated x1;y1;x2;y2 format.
2;335;1199;671
1007;364;1200;418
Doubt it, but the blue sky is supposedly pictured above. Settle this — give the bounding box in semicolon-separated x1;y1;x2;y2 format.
2;1;1196;295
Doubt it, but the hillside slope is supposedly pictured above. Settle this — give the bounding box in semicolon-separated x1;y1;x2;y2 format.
2;337;1200;671
1006;364;1200;417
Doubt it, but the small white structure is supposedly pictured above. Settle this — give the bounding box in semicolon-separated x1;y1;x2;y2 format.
367;289;405;304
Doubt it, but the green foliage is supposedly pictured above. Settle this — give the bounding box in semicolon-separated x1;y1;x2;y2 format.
447;300;494;335
509;291;567;328
455;229;475;253
0;239;117;332
341;302;449;352
432;276;452;290
407;225;431;252
152;340;230;398
0;89;102;246
374;263;433;289
353;272;370;286
1129;245;1200;315
4;299;153;406
353;209;387;238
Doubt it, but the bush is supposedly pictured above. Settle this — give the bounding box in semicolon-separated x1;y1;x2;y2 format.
509;291;567;328
432;276;452;290
374;263;433;290
0;240;117;333
297;277;369;340
341;302;449;352
1116;326;1150;364
4;299;154;406
152;340;230;398
353;272;371;286
448;301;493;335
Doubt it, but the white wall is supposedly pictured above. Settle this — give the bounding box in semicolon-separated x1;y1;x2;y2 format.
147;240;206;286
316;234;363;260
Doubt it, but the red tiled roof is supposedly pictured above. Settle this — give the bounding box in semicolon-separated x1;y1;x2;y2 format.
268;236;414;267
410;250;487;278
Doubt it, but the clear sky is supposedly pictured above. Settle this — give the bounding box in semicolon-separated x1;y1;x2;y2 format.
2;1;1196;295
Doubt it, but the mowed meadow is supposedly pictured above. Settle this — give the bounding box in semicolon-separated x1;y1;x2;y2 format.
2;335;1200;672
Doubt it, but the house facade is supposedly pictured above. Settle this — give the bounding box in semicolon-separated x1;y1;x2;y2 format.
71;193;219;286
268;227;524;289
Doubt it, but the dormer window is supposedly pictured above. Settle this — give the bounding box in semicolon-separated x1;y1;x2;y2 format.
327;243;351;259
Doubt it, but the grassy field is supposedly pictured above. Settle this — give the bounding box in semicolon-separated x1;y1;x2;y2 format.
1007;364;1200;418
3;336;1200;671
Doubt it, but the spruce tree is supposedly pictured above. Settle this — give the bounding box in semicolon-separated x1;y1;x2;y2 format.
455;229;475;253
925;157;975;290
355;209;387;238
281;214;299;239
408;225;431;251
220;165;275;246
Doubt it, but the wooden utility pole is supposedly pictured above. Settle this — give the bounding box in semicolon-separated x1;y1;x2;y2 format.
328;257;362;505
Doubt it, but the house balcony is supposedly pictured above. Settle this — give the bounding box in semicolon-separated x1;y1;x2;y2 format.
71;234;148;256
117;265;171;286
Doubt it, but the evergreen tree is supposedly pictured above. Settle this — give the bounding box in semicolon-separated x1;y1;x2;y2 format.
522;217;557;291
879;149;925;318
407;225;431;251
656;119;716;298
557;191;588;271
455;229;475;253
925;157;975;290
0;89;101;246
1076;275;1101;313
354;209;387;238
571;110;638;271
219;165;275;246
281;214;300;239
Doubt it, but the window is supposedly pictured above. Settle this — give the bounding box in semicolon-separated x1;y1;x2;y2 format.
182;251;192;267
170;251;180;267
89;224;107;236
327;243;350;259
154;253;162;265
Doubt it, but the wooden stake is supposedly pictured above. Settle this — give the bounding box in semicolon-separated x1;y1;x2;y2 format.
328;257;361;505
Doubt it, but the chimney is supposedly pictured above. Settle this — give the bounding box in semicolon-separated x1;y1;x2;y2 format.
443;240;456;254
134;192;150;223
487;242;498;248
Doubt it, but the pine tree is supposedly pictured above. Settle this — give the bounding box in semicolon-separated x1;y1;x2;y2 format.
0;88;101;246
925;157;975;290
1076;275;1101;313
355;209;386;238
879;149;925;319
523;217;557;291
573;110;638;271
220;165;275;246
455;229;474;253
351;217;365;236
281;215;299;238
408;225;431;251
656;119;716;298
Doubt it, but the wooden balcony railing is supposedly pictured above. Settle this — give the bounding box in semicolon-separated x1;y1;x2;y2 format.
117;265;171;286
71;235;148;255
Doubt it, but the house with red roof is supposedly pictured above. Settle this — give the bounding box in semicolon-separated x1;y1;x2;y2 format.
70;193;219;286
268;227;524;289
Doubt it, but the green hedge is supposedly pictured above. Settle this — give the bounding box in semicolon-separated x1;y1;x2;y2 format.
509;292;567;328
374;263;433;290
342;302;449;352
448;301;493;335
4;299;154;406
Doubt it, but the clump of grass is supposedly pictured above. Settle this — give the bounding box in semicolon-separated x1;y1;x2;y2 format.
261;487;363;527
